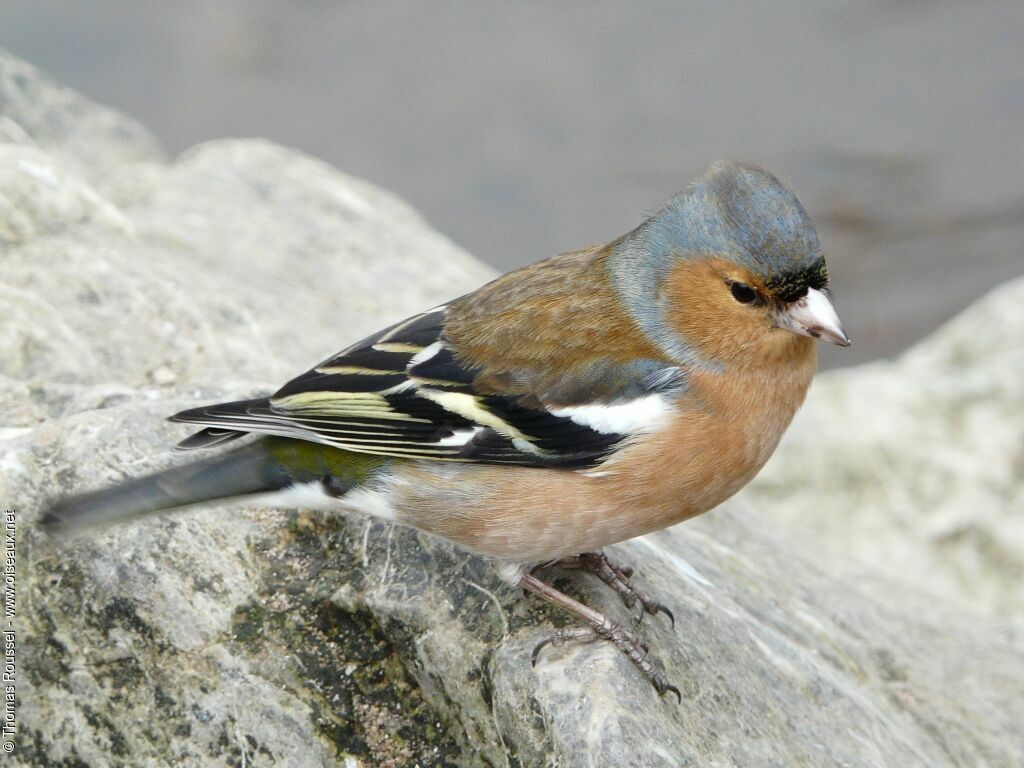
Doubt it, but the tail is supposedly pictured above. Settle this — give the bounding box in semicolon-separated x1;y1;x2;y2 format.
40;436;390;536
39;438;296;535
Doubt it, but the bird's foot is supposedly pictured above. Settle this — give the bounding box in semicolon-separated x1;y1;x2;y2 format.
521;572;680;702
547;550;674;627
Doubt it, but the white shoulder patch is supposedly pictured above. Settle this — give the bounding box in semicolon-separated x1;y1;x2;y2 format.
549;393;674;435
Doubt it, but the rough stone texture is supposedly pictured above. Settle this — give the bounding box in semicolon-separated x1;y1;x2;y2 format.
4;51;1023;767
0;53;163;183
749;277;1024;620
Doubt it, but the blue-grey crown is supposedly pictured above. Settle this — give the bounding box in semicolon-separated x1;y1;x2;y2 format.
623;161;827;302
609;161;828;366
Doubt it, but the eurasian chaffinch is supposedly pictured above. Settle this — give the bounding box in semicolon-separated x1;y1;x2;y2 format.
43;161;849;697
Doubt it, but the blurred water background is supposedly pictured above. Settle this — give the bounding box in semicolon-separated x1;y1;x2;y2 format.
1;0;1021;369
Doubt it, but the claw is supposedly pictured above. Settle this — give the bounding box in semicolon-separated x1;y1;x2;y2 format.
532;626;600;667
635;599;674;627
531;636;554;667
659;605;675;629
521;571;677;704
554;551;676;631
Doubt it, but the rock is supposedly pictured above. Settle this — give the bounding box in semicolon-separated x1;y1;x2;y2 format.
749;276;1024;619
4;50;1023;766
0;52;163;182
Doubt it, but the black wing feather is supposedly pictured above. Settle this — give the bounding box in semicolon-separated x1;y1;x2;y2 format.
172;306;682;468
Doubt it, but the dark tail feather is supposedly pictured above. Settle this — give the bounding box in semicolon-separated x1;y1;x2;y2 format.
174;426;246;451
170;397;268;450
40;439;291;535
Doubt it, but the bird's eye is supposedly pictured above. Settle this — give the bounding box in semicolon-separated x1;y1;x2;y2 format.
729;282;758;305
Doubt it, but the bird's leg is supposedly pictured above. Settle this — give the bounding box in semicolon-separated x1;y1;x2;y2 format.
521;571;680;701
547;551;675;627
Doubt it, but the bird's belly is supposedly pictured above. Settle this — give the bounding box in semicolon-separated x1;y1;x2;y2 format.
387;409;788;562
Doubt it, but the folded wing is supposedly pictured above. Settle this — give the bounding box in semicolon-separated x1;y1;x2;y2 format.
172;305;685;469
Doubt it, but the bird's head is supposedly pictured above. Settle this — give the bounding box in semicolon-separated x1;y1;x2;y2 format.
610;161;849;370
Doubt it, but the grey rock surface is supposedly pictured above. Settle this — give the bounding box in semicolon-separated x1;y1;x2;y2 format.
749;277;1024;620
4;51;1023;767
0;52;163;183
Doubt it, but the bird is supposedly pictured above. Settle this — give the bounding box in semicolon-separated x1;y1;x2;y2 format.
41;161;849;698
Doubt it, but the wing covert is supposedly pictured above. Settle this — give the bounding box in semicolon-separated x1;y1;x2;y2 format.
172;305;685;468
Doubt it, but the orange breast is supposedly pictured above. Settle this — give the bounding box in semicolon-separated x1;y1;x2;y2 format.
391;342;816;562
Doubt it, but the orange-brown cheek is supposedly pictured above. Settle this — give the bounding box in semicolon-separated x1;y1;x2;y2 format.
661;258;770;363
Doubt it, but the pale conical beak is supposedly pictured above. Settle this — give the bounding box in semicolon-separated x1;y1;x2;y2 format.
774;287;851;346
